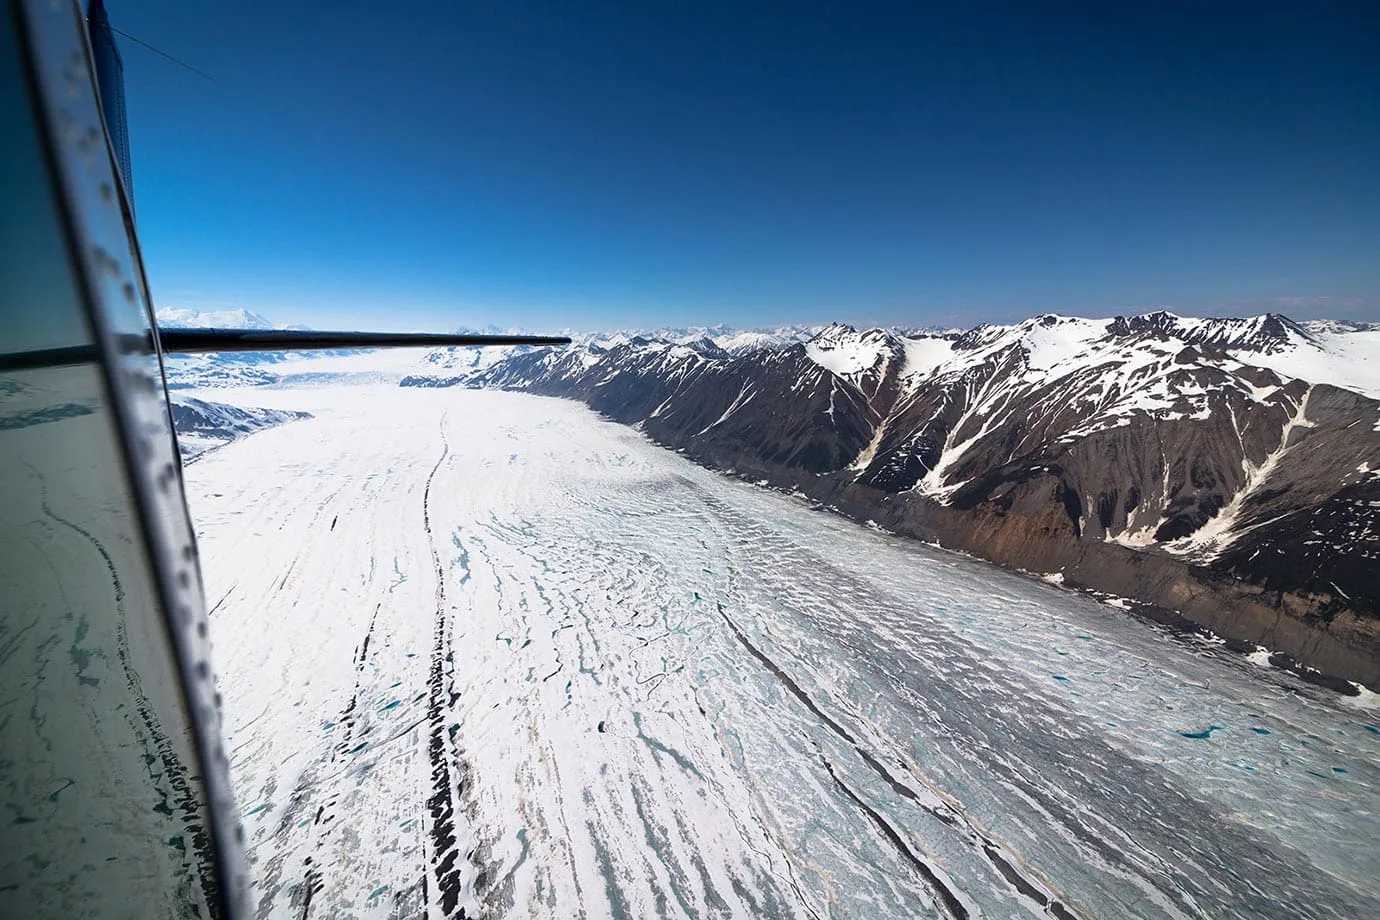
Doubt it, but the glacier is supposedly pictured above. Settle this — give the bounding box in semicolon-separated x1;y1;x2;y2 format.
184;386;1380;920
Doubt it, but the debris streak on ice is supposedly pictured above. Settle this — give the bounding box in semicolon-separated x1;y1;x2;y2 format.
186;387;1380;920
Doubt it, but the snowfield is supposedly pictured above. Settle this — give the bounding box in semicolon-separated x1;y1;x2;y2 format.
185;387;1380;920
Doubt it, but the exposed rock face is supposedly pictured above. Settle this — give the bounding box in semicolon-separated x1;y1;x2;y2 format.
168;397;311;461
405;312;1380;687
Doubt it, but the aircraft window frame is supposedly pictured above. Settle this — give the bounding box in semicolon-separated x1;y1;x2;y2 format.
6;0;249;914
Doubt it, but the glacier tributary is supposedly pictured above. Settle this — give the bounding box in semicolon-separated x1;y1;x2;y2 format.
185;387;1379;919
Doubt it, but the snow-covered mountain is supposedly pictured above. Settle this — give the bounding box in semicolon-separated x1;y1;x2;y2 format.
404;323;822;386
560;323;823;355
424;310;1380;685
157;308;300;388
154;309;410;388
155;307;276;330
639;323;824;354
153;309;824;388
168;396;311;461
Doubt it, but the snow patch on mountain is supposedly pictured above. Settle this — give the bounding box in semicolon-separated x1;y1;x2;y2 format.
898;334;959;379
1247;324;1380;400
1171;386;1317;559
805;324;893;378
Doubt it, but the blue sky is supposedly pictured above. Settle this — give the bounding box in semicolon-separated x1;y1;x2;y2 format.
116;1;1378;331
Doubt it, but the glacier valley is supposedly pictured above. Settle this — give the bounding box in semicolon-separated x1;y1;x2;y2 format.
185;386;1379;920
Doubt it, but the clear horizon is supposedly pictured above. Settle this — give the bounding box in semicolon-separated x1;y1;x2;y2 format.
117;2;1379;332
156;300;1376;337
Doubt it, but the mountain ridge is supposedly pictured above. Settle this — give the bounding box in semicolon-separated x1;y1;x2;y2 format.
409;310;1380;687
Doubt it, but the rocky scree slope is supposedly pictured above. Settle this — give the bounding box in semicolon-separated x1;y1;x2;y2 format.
406;313;1380;687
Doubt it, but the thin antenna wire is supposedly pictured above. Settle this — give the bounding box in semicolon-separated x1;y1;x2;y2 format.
101;23;218;83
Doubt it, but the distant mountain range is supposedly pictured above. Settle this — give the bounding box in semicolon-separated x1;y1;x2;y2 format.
156;308;379;387
153;309;829;388
402;311;1380;687
156;307;278;330
156;305;1380;684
